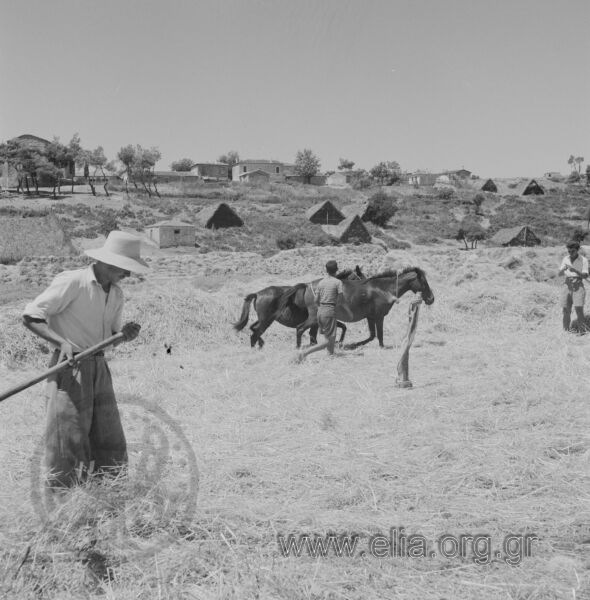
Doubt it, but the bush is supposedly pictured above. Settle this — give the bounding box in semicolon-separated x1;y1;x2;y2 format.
96;211;119;236
437;187;455;200
362;191;398;227
351;176;372;190
276;235;296;250
572;228;588;243
568;171;581;183
473;193;485;206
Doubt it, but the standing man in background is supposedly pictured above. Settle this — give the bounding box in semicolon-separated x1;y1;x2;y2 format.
296;259;350;362
558;240;589;333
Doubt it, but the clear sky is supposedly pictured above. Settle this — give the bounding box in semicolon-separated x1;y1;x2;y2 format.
1;0;588;178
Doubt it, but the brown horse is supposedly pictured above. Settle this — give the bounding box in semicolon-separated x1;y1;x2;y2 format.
233;267;364;348
276;266;434;349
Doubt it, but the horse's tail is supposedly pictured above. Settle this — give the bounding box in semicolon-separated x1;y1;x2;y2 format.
233;293;257;331
275;283;307;316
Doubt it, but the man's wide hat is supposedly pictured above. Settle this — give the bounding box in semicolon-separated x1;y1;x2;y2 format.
85;231;149;273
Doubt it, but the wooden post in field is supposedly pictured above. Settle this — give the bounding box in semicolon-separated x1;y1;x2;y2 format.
395;295;423;389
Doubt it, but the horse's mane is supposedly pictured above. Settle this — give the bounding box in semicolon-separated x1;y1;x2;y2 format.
366;265;424;281
336;269;354;280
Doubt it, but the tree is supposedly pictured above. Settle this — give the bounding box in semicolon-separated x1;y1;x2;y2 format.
44;137;72;198
349;169;372;190
117;145;137;194
362;191;398;227
294;149;321;184
337;158;355;171
456;218;485;249
170;158;194;172
0;139;47;194
87;146;112;196
568;154;584;174
472;193;485;215
132;145;162;197
67;133;84;193
218;150;239;166
0;139;30;193
218;150;240;179
369;161;401;185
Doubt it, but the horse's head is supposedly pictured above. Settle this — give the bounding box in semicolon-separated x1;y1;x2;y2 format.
412;268;435;305
337;266;365;281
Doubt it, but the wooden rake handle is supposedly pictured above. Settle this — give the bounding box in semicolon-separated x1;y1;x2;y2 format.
395;296;423;388
0;332;125;403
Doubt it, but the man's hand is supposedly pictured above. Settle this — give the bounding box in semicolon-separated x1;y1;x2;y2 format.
58;341;75;364
120;322;141;342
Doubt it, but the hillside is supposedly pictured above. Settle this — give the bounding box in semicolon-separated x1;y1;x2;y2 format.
1;180;588;264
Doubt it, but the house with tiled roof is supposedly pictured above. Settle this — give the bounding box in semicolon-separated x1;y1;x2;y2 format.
232;159;296;182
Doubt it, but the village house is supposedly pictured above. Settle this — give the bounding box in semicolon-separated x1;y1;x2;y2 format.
238;169;270;184
405;172;439;186
232;159;296;182
446;169;472;179
544;171;564;181
190;163;229;180
326;171;353;187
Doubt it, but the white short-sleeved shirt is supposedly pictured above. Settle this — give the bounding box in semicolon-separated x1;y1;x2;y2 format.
23;265;124;351
560;254;589;280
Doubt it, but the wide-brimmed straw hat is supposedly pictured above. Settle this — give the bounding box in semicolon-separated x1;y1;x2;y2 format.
85;231;149;273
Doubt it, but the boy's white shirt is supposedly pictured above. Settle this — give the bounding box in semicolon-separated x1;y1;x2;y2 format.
561;255;589;279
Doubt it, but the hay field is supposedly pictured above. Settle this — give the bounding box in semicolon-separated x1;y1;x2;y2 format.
0;244;589;599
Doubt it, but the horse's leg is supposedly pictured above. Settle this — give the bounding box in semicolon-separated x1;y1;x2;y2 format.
343;318;376;350
251;318;277;349
296;314;317;348
337;322;347;347
375;316;385;347
249;321;262;348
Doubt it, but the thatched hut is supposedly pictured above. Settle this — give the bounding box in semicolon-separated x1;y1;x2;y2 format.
520;179;544;196
305;200;344;225
481;178;498;193
195;203;243;229
490;226;541;247
321;215;371;244
145;220;195;248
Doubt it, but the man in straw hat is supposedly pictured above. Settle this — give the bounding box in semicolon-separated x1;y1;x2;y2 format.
22;231;149;487
558;240;589;333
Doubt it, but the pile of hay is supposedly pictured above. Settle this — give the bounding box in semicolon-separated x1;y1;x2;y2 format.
0;215;76;265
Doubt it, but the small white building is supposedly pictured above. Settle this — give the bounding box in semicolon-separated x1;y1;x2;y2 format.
145;220;195;248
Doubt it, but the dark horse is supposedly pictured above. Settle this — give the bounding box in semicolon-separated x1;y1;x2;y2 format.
276;266;434;349
233;266;365;348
